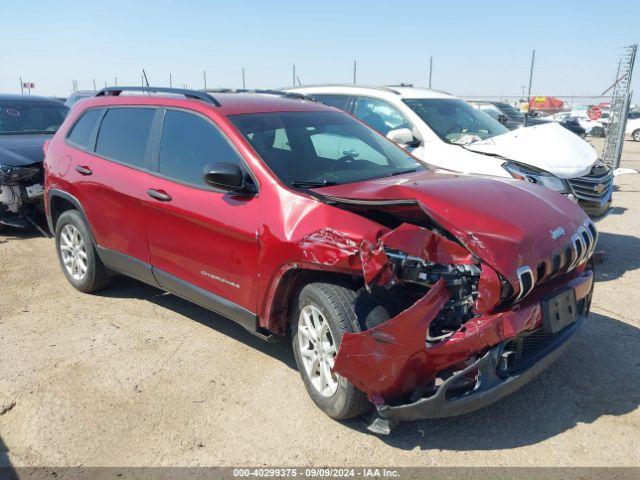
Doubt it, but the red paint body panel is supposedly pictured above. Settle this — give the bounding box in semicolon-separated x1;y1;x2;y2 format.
380;223;474;264
143;177;261;309
316;171;590;290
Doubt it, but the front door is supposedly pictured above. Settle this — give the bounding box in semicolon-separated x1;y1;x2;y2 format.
143;108;261;322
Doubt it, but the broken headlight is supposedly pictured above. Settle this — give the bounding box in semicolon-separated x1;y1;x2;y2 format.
503;161;568;193
0;164;40;184
385;250;480;342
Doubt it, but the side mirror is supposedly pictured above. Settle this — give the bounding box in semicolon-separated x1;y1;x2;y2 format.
387;127;421;148
203;162;255;194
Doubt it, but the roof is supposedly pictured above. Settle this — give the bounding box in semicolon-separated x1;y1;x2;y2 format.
288;85;454;100
76;89;336;116
0;94;67;105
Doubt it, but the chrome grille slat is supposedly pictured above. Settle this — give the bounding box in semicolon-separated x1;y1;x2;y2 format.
568;166;613;202
515;221;597;304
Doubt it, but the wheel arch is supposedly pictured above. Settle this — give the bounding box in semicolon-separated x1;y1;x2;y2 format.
261;266;360;336
47;190;96;245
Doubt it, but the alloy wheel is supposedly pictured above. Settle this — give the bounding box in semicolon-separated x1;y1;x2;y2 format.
297;305;339;397
60;224;88;281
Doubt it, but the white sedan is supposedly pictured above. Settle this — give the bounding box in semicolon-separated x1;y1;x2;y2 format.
626;118;640;141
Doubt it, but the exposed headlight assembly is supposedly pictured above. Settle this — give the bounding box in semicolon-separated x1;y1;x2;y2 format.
0;165;40;183
503;161;568;193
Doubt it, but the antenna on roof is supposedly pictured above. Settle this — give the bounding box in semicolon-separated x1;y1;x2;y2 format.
142;69;150;89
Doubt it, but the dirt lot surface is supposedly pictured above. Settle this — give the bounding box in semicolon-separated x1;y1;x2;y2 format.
1;140;639;467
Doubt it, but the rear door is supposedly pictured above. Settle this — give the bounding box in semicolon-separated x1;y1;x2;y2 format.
67;106;159;281
143;108;261;322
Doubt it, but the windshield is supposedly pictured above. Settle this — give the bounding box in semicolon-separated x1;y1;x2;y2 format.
230;111;425;187
403;98;508;144
0;101;69;134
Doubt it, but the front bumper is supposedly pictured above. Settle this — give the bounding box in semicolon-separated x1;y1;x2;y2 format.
333;269;593;420
378;313;584;421
0;182;44;228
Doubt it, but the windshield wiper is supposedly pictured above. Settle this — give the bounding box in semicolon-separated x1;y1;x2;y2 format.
290;179;337;188
387;167;419;177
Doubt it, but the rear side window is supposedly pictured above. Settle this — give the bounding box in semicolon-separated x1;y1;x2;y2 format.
158;109;243;187
67;108;103;149
314;94;351;112
95;108;155;168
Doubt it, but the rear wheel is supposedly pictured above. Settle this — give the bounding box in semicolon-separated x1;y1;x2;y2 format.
55;210;111;292
291;282;383;420
633;129;640;142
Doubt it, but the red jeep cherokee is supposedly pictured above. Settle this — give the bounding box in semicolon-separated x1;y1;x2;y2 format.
44;87;596;433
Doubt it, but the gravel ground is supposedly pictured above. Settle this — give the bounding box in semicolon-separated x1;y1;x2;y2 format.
0;140;639;468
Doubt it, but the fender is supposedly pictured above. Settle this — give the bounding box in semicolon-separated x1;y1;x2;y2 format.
47;189;96;245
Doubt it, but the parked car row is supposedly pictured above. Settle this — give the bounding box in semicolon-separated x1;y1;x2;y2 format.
468;100;587;138
34;86;597;433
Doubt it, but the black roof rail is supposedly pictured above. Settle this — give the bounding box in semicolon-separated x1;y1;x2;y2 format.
95;86;221;106
203;88;318;102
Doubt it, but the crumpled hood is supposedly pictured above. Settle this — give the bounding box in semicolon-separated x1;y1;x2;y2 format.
463;122;597;179
0;134;49;167
315;170;589;285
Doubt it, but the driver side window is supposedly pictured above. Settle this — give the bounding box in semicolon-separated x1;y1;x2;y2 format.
158;109;244;187
353;97;410;136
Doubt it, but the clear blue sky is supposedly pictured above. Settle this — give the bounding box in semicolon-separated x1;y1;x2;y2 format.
2;0;638;98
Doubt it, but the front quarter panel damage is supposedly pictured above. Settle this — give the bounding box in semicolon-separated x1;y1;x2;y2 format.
333;279;450;402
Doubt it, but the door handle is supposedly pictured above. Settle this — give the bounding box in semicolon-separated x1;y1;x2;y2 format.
75;165;93;176
147;189;172;202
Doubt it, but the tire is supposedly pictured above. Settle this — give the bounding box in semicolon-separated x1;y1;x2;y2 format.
55;210;111;293
291;282;387;420
633;129;640;142
590;126;605;138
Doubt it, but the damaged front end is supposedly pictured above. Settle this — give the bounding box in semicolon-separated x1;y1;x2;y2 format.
312;201;594;431
0;163;44;229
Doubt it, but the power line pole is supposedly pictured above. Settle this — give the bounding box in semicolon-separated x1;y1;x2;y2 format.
292;64;296;87
19;77;24;94
428;56;433;89
525;49;536;126
93;78;96;91
114;76;118;87
353;60;357;84
527;49;535;100
169;73;172;88
203;70;207;90
242;68;246;89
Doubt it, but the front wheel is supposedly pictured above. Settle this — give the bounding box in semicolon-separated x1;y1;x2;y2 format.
633;129;640;142
291;282;371;420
